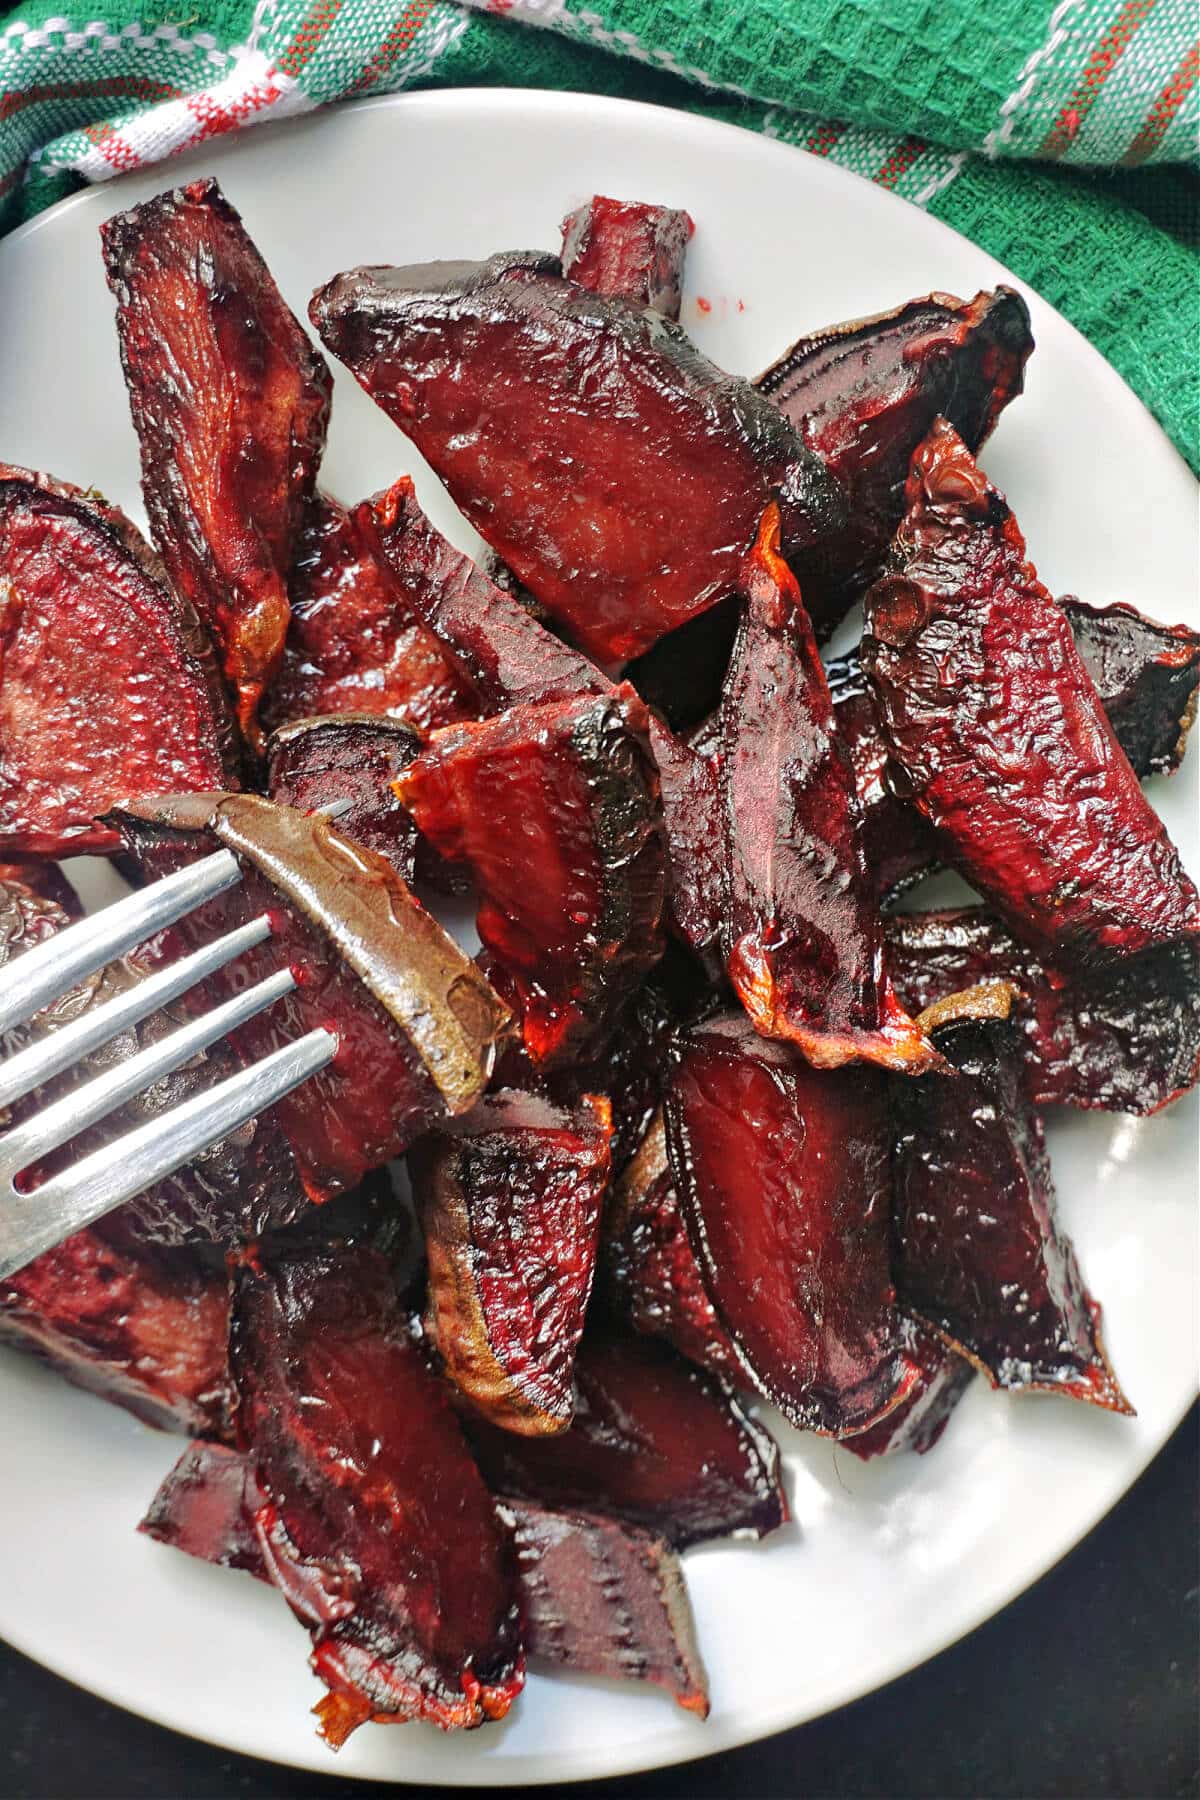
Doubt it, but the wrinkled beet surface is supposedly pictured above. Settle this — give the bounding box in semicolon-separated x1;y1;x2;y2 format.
758;288;1032;634
313;253;844;663
892;1018;1130;1410
267;712;421;883
863;420;1200;972
232;1247;524;1743
102;179;331;744
411;1090;611;1434
560;194;694;321
466;1332;786;1549
0;468;238;856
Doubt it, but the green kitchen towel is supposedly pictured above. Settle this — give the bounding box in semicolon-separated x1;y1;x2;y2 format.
1;0;1196;467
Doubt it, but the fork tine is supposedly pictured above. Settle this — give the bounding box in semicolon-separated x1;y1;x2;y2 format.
0;967;295;1178
0;915;273;1113
0;1028;336;1282
0;849;241;1036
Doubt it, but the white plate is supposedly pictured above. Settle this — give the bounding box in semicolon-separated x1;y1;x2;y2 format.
0;88;1196;1788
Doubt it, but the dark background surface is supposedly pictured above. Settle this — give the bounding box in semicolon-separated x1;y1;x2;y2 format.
1;1407;1196;1800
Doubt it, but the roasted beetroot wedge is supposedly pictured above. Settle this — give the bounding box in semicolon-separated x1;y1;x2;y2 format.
0;467;239;856
261;492;475;736
602;1112;740;1379
863;420;1200;973
892;1017;1131;1411
113;794;510;1197
465;1332;786;1549
508;1500;709;1715
410;1090;612;1435
232;1246;524;1743
720;509;933;1072
102;179;332;745
1060;596;1200;777
887;908;1200;1116
141;1440;268;1577
313;254;845;664
560;195;695;320
757;289;1032;634
267;712;421;882
394;691;666;1064
843;1319;973;1461
665;1014;916;1436
1;1228;231;1435
824;649;939;901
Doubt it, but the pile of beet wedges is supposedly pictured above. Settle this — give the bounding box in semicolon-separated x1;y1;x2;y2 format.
1;181;1197;1748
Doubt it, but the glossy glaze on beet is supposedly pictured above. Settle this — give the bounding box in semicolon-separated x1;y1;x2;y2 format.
560;195;695;321
843;1318;973;1461
261;492;475;736
1060;596;1200;777
232;1246;524;1743
267;712;422;882
141;1440;268;1576
465;1331;786;1548
411;1090;612;1434
664;1014;915;1435
0;468;239;856
507;1499;709;1714
823;649;940;901
102;179;332;745
395;692;666;1064
757;289;1032;634
891;1018;1130;1410
720;510;933;1071
113;794;509;1197
862;420;1200;972
886;907;1200;1115
312;253;845;664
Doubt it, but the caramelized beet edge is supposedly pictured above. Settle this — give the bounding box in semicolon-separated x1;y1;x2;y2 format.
266;711;422;883
560;194;695;321
843;1319;974;1462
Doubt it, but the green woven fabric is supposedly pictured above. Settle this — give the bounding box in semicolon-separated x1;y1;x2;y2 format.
1;0;1197;467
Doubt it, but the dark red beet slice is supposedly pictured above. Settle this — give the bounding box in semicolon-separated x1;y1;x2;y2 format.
507;1500;709;1715
0;467;239;857
102;179;332;747
843;1319;973;1461
720;509;933;1072
312;253;845;665
266;712;421;882
862;420;1200;973
664;1013;916;1436
886;907;1200;1116
465;1332;786;1549
560;194;695;321
0;1227;231;1435
1060;596;1200;777
892;1017;1131;1411
112;794;510;1198
824;649;939;902
261;491;474;736
757;289;1032;634
410;1089;612;1434
232;1245;524;1744
141;1440;268;1576
394;691;666;1065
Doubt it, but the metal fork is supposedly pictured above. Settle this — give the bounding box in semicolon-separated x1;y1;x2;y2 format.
0;849;337;1281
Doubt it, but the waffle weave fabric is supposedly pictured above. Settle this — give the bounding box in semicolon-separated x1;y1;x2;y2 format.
0;0;1196;467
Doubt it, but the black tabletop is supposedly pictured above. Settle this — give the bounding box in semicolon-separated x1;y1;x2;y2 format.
2;1407;1196;1800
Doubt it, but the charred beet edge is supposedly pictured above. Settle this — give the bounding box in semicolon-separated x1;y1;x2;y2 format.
560;194;695;321
823;649;941;901
664;1013;916;1436
862;419;1200;973
886;907;1200;1116
757;289;1032;636
1060;596;1200;777
843;1319;974;1461
394;691;667;1064
602;1111;740;1380
102;179;332;746
410;1089;612;1435
507;1499;710;1715
232;1246;524;1744
141;1440;268;1575
465;1331;787;1549
720;509;933;1071
267;712;422;883
891;1017;1131;1411
112;794;510;1198
0;467;239;857
312;252;845;665
261;492;475;736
